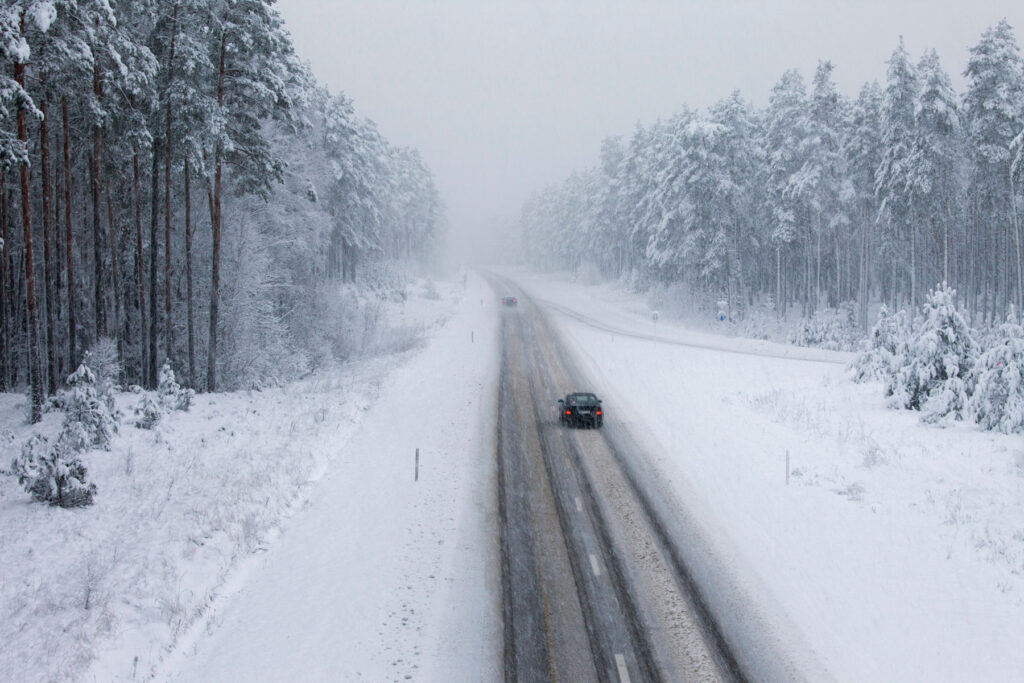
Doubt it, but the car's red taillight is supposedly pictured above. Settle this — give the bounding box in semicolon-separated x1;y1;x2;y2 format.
596;410;602;415
565;410;571;415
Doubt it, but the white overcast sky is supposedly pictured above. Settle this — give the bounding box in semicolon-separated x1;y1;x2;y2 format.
275;0;1024;263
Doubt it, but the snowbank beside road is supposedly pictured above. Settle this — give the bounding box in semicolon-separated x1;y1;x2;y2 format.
510;268;1024;682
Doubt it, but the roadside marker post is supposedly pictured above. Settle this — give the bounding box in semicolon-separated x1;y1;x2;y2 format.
415;448;419;482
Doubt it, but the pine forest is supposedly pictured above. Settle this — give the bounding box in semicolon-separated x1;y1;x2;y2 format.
519;23;1024;344
0;0;442;422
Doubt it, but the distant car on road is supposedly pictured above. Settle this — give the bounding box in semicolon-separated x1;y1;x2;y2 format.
502;296;518;306
558;392;603;428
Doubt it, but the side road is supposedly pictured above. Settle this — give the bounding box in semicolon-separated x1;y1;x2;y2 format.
159;272;503;682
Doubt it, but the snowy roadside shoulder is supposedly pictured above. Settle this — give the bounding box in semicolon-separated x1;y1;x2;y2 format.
157;270;502;682
0;277;464;683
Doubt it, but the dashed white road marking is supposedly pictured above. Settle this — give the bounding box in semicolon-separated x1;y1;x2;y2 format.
615;653;631;682
589;553;601;576
575;496;583;512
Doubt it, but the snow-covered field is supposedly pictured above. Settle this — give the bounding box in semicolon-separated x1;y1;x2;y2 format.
512;269;1024;682
0;274;500;683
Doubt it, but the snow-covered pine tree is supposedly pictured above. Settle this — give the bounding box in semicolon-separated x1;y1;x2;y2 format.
969;310;1024;433
706;91;764;318
851;304;908;383
134;394;161;429
963;20;1024;323
791;61;847;314
201;0;300;391
11;431;96;507
843;81;884;332
876;37;921;310
60;362;117;449
889;283;977;422
764;69;809;318
911;49;962;290
157;360;193;410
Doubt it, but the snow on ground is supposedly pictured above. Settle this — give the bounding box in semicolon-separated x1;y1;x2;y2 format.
510;268;1024;682
5;264;1023;682
0;273;501;683
159;272;501;682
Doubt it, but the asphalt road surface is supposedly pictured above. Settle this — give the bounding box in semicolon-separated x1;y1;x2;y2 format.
493;281;744;683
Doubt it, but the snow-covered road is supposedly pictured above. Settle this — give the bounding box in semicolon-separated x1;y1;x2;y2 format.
158;274;503;682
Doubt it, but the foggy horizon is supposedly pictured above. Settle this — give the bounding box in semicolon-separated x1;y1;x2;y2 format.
277;0;1024;264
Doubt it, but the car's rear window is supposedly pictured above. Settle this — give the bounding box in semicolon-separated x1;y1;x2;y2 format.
570;393;598;404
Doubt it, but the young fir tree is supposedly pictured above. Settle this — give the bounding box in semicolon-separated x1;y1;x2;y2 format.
969;309;1024;433
890;283;977;422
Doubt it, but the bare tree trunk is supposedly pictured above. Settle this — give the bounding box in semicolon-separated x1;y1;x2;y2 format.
40;93;59;394
910;225;917;308
1;169;9;390
185;156;195;387
63;97;77;369
133;135;147;383
15;43;43;422
990;207;998;325
106;181;124;382
833;230;840;308
207;34;227;392
815;213;822;313
1010;174;1023;315
149;141;160;388
859;202;869;333
803;237;811;318
92;55;106;340
774;246;781;320
943;210;950;285
164;1;179;370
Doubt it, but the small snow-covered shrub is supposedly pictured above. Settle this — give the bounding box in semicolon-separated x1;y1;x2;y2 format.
134;395;162;430
889;284;976;423
850;305;909;383
11;432;96;507
158;361;194;411
59;363;118;449
85;337;121;387
790;301;859;351
969;316;1024;433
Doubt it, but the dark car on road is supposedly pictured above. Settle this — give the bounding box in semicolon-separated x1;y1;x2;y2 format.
502;296;518;306
558;392;603;428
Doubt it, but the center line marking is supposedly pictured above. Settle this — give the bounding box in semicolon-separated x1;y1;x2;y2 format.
589;553;601;576
615;654;631;683
575;496;583;512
